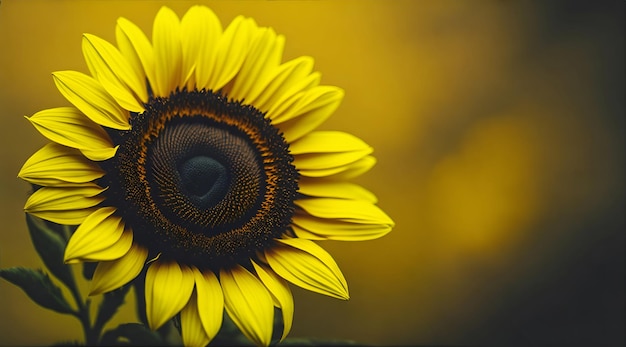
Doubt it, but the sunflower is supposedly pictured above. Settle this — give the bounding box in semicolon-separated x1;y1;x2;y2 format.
18;5;393;347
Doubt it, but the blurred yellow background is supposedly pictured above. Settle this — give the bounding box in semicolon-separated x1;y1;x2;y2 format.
0;1;623;346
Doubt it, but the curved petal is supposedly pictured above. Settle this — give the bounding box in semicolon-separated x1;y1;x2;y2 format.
76;226;132;263
152;6;182;97
180;291;211;347
204;16;257;91
116;17;156;92
298;155;376;179
252;260;293;341
227;27;285;103
295;197;394;226
193;268;223;341
24;184;106;225
294;149;372;171
26;107;118;161
18;143;104;187
297;179;377;203
63;207;126;263
89;241;148;295
181;5;222;89
145;260;194;330
82;33;147;111
220;265;274;347
273;86;344;143
292;212;392;241
52;71;131;130
254;56;319;113
289;131;371;154
265;238;349;300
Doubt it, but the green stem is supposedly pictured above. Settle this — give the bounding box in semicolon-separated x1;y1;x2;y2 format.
66;273;98;345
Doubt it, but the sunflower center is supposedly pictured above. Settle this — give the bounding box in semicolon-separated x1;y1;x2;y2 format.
103;89;298;270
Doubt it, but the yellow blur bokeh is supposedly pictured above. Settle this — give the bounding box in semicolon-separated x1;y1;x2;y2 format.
0;1;623;346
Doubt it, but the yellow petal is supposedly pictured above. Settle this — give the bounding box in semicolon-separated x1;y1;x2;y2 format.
52;71;131;130
181;5;222;89
205;16;257;91
152;6;182;97
295;197;394;226
26;107;118;161
290;224;324;240
289;131;371;154
63;207;126;263
253;56;319;113
220;265;274;346
298;155;376;179
273;86;344;143
294;149;372;171
82;33;147;111
180;291;211;347
24;184;106;225
116;17;156;93
79;226;132;262
252;261;293;341
18;143;104;187
297;179;377;203
145;260;194;330
78;147;120;162
265;238;349;300
268;86;344;124
228;27;284;103
292;212;392;241
193;268;223;341
89;241;148;295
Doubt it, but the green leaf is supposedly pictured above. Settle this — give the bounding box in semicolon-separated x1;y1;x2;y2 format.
93;285;132;334
0;267;75;315
100;323;165;346
25;213;76;289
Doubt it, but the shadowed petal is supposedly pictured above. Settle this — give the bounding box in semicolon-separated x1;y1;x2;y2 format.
220;265;274;346
252;260;293;341
19;143;104;187
145;260;194;330
180;291;211;347
265;238;349;300
89;241;148;295
24;184;105;225
63;207;127;264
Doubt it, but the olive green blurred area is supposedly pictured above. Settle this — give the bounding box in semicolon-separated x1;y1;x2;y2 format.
0;1;623;346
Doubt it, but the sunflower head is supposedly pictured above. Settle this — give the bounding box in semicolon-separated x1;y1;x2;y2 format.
19;5;393;346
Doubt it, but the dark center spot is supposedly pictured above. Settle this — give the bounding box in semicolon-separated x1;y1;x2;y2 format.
179;156;228;207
